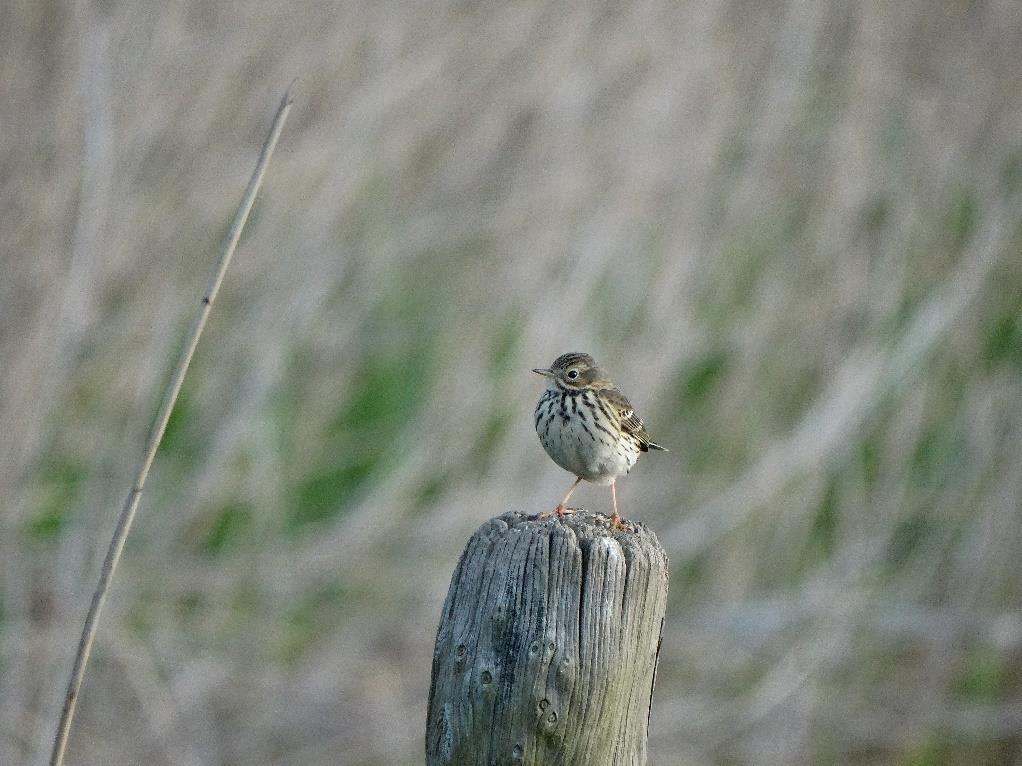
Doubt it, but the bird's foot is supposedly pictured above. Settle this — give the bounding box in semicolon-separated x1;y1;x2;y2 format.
608;511;630;531
539;504;575;519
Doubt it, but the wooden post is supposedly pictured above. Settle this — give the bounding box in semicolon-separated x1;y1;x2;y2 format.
426;511;669;766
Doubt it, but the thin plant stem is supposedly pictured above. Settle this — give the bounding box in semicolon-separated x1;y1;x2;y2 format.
49;83;296;766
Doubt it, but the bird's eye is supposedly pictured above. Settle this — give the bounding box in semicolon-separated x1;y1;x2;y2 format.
567;370;579;379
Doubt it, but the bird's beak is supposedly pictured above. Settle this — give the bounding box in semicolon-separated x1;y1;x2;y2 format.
532;367;555;377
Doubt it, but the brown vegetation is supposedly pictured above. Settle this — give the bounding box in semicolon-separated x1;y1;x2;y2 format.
2;2;1021;763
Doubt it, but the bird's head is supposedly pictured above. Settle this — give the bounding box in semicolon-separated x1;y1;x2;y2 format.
532;352;607;390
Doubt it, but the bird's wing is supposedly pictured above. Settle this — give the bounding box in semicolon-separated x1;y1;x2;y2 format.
601;386;666;451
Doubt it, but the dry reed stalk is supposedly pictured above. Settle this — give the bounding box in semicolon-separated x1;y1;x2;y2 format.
48;83;296;766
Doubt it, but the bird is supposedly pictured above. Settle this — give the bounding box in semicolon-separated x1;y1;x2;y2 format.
532;352;666;529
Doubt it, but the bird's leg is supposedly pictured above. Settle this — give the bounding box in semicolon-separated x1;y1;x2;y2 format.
608;480;626;529
540;477;582;518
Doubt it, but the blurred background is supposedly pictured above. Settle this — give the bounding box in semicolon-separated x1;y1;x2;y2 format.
3;1;1022;764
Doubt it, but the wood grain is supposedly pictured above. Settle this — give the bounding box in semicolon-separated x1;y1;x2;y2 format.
426;511;669;765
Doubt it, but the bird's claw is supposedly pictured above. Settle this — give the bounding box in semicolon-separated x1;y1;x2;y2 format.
539;505;575;520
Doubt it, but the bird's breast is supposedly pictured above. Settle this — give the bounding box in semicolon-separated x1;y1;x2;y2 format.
534;390;640;483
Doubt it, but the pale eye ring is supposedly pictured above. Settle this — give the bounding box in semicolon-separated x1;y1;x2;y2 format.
567;370;579;379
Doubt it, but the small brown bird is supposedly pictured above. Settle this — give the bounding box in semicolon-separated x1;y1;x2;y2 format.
533;352;666;529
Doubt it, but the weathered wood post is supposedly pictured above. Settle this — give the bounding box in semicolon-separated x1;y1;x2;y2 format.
426;511;669;765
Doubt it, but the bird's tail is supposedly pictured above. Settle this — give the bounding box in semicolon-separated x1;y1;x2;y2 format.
648;441;668;451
